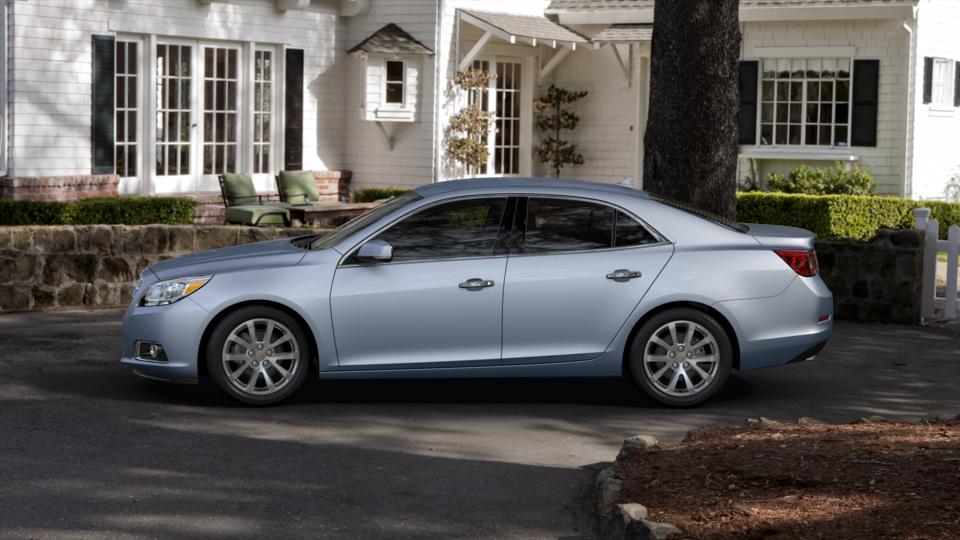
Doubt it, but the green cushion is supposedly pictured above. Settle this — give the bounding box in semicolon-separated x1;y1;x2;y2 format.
224;205;289;226
278;171;319;204
221;173;258;206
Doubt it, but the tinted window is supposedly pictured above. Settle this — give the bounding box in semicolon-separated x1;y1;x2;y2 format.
374;198;507;261
311;191;422;250
615;211;659;247
524;198;614;253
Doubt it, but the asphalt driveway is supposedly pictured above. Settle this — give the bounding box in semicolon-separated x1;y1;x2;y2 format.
0;309;958;539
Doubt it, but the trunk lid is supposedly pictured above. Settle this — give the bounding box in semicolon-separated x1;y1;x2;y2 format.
744;223;816;250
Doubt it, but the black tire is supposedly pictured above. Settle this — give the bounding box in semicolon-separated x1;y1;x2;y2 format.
627;308;733;407
205;305;310;406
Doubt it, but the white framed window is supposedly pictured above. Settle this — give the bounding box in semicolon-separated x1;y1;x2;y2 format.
115;40;141;179
384;60;404;105
253;49;275;175
932;58;955;108
471;59;523;176
759;58;852;147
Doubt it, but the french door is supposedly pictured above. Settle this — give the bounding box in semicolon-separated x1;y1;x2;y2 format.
471;58;532;177
147;40;277;194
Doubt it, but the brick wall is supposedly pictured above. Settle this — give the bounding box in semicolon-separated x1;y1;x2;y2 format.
0;175;120;201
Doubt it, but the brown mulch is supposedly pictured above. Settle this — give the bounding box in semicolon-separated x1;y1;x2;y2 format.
615;420;960;539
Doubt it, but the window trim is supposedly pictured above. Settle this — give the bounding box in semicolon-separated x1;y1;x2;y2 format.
753;57;854;149
338;193;669;267
383;59;405;107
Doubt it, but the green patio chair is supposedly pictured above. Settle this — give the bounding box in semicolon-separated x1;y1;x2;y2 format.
218;173;291;227
275;170;322;205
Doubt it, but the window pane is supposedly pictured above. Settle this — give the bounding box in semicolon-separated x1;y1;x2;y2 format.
805;125;818;145
761;103;774;122
615;211;657;247
836;125;848;146
762;81;774;101
376;198;507;261
386;61;403;82
789;125;801;145
760;124;773;145
524;198;614;253
386;82;403;104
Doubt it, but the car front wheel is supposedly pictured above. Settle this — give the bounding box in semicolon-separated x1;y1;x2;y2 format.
628;308;732;407
206;306;309;405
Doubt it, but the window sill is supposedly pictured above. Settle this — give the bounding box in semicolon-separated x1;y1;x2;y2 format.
738;147;859;162
928;105;956;117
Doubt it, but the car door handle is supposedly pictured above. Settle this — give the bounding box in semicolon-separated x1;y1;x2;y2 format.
606;269;642;282
459;278;495;289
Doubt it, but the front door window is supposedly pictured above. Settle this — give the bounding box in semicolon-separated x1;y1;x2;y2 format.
155;44;192;181
202;47;240;180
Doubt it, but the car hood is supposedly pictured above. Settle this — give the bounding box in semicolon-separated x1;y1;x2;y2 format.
149;238;310;281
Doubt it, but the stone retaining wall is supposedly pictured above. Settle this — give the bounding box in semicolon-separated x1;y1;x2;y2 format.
815;229;924;325
0;226;926;324
0;225;322;312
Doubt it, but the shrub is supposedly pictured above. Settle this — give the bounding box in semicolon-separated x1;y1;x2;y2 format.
766;163;874;195
351;187;410;203
736;192;960;240
0;197;196;226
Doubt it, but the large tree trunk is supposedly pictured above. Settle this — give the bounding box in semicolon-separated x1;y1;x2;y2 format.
642;0;742;220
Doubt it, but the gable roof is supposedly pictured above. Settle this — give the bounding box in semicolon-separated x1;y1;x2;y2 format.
348;23;433;56
460;10;589;45
591;24;652;43
546;0;916;12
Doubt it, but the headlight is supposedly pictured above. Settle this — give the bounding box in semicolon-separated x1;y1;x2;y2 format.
141;275;212;307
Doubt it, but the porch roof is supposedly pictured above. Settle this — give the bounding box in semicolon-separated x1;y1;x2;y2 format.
591;24;652;43
459;9;588;48
348;23;434;56
546;0;916;11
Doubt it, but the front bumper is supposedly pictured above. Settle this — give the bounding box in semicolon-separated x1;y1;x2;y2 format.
717;275;833;371
120;297;210;381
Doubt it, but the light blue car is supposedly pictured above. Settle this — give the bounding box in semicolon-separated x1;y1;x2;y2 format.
122;178;832;407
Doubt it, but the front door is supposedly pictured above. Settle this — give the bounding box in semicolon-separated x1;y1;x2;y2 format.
501;197;673;364
330;197;510;369
472;58;531;176
154;42;195;193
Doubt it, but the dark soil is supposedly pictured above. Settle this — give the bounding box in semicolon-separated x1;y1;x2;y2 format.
615;420;960;539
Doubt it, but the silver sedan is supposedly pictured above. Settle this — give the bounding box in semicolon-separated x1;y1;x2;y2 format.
121;178;832;406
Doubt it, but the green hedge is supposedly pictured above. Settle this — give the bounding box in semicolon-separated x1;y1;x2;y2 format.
0;197;197;226
736;192;960;240
351;187;411;203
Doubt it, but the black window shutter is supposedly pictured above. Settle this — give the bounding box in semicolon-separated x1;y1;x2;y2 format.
922;57;933;104
91;35;116;175
851;60;879;147
954;61;960;107
284;48;305;171
738;61;759;145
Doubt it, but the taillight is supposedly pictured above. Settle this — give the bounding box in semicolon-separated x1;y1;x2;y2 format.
774;249;819;277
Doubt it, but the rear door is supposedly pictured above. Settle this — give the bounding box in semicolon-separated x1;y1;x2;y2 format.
501;197;673;365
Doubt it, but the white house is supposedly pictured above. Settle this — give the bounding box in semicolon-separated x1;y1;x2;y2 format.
0;0;958;202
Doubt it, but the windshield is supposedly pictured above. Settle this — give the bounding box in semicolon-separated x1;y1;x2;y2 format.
308;191;423;250
648;193;749;233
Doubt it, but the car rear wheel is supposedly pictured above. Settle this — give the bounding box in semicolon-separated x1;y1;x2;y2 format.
628;308;732;407
206;306;309;405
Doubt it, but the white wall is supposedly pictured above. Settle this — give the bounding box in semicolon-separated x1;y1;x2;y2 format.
6;0;345;193
342;0;438;190
739;18;912;196
910;0;960;200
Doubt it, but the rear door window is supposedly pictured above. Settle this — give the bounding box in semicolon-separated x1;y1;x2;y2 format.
523;198;614;253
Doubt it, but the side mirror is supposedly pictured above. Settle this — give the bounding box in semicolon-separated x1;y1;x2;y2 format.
356;239;393;263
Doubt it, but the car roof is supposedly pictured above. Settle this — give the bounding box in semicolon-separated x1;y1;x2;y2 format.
414;177;650;199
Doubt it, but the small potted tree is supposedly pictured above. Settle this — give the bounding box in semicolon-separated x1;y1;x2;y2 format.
534;85;588;178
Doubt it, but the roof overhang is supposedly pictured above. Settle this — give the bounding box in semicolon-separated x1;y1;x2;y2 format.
459;9;588;50
554;4;917;25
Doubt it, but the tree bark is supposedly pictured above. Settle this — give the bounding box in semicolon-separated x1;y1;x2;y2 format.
642;0;742;220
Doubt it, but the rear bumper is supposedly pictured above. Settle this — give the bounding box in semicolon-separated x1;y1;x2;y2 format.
717;275;833;371
120;297;210;381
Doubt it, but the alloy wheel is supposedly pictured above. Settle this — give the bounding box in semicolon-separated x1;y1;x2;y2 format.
221;318;300;396
642;320;720;397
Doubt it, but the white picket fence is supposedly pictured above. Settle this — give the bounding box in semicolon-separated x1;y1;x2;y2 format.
914;208;960;320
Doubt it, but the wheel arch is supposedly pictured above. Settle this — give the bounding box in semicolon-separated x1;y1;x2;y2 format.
197;299;320;378
621;300;742;373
